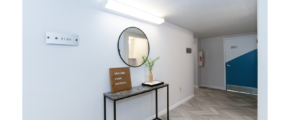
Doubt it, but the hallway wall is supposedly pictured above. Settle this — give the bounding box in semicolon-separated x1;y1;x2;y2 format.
22;0;196;120
199;33;256;90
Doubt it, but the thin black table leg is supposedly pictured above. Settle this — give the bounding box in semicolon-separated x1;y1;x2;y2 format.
167;85;169;120
156;89;158;119
114;100;116;120
104;96;106;120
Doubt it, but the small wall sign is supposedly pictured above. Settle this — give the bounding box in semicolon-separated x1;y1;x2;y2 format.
46;31;78;46
231;46;238;49
109;67;132;93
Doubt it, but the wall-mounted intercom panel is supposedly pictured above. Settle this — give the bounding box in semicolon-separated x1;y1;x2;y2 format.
186;48;192;53
46;32;78;46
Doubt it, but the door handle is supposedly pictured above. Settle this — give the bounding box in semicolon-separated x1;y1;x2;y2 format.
227;64;231;67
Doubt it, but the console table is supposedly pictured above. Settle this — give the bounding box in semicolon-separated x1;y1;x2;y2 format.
103;83;169;120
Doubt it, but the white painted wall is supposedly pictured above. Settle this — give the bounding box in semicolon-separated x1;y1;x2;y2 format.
199;33;256;90
197;39;202;87
258;0;267;120
23;0;196;120
224;35;257;63
193;38;200;87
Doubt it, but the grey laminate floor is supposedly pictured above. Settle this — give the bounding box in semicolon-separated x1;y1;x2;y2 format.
159;87;257;120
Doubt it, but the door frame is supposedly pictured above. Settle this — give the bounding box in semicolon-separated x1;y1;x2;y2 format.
223;35;257;90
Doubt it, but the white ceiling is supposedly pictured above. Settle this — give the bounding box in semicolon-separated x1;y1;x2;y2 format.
118;0;257;38
116;0;257;38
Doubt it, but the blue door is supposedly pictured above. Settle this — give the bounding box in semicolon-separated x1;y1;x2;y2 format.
225;35;257;94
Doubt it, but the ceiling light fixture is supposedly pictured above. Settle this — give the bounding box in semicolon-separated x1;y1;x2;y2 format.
100;0;165;25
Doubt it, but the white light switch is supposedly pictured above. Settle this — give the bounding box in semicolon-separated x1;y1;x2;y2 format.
46;32;78;46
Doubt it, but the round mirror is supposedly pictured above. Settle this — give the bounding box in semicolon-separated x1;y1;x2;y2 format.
118;27;150;67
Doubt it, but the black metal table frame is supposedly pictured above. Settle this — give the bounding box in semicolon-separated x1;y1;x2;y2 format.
104;84;169;120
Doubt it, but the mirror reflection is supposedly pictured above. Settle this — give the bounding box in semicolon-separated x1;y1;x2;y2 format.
118;27;149;67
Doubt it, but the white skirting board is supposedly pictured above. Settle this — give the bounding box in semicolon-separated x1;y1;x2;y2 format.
201;84;225;90
145;94;194;120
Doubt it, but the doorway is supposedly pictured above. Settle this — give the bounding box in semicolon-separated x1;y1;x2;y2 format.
224;35;257;94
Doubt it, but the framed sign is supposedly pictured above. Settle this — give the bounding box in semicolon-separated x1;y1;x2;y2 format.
199;51;204;67
109;67;132;93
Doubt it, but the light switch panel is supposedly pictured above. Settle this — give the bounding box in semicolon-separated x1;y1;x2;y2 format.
46;32;78;46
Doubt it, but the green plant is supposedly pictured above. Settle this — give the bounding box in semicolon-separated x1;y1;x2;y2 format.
142;56;160;72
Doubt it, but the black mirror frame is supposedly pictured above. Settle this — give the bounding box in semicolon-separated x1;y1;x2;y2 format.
117;27;150;67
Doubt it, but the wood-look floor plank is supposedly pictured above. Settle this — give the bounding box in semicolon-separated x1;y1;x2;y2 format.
159;87;257;120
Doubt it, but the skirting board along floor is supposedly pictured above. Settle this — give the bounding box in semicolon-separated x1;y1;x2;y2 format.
200;84;225;90
145;95;194;120
202;84;258;95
